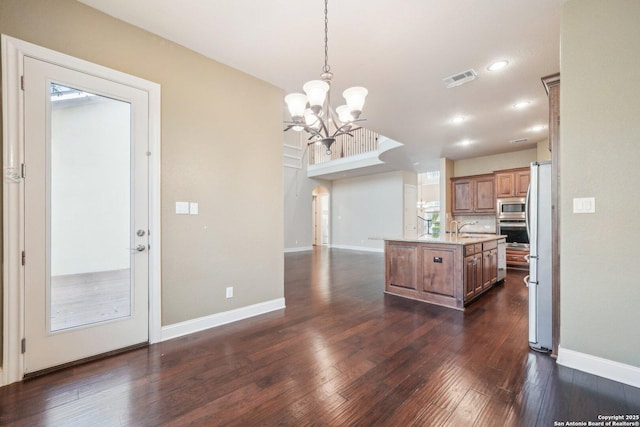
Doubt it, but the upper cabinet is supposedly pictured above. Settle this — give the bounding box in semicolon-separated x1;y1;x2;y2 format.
451;174;495;215
495;168;530;198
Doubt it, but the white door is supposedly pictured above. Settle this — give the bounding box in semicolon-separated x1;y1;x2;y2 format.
319;194;330;245
22;56;150;374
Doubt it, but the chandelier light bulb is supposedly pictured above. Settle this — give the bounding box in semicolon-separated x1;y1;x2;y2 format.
284;93;308;119
335;105;353;123
303;80;330;112
343;87;368;117
304;109;321;129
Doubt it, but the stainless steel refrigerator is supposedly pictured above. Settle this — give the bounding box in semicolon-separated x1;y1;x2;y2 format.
526;161;552;352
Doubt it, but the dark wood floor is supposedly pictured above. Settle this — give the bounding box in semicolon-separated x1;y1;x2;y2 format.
1;248;638;426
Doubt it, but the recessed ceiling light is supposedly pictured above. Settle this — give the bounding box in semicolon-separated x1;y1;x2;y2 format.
530;124;546;132
513;101;531;109
459;139;472;146
451;115;466;124
487;60;509;71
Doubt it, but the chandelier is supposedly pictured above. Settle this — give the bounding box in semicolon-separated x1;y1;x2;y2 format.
284;0;368;155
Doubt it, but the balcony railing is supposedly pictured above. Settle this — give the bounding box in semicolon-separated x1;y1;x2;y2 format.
308;127;379;165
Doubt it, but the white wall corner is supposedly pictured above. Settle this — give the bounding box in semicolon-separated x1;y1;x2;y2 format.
160;298;286;342
557;346;640;389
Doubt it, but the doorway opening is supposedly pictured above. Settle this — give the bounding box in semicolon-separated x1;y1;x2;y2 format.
312;186;330;246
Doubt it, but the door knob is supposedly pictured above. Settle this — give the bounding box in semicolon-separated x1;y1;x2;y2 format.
132;244;146;252
136;229;146;236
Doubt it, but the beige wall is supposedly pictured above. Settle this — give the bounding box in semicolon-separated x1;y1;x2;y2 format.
0;0;284;330
560;0;640;367
453;148;537;177
537;139;551;161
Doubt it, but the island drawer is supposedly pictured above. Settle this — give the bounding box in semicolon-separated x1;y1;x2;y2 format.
482;240;497;251
464;244;483;256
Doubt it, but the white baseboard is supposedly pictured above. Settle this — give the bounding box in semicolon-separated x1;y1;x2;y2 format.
284;246;313;253
330;244;384;253
557;345;640;388
160;298;286;342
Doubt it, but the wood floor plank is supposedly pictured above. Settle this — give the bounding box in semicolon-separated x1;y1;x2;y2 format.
0;248;636;426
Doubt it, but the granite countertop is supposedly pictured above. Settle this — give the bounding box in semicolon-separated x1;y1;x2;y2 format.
376;233;506;246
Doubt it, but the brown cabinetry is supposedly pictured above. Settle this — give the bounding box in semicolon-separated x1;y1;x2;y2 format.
464;253;482;297
495;168;530;198
385;238;501;310
420;247;455;298
506;247;529;270
451;174;495;215
482;240;498;288
462;242;497;302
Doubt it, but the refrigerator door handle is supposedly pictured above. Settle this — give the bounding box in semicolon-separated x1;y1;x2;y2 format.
525;183;531;240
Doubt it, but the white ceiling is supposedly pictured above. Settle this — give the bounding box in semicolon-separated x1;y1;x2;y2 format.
78;0;561;172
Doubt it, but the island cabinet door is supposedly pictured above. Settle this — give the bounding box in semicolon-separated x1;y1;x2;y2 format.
420;247;455;297
386;243;418;291
464;253;483;300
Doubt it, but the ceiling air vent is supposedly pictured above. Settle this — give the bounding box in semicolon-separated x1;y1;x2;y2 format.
509;138;529;145
443;69;478;88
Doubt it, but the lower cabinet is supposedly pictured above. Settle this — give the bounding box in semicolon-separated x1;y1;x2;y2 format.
385;239;500;310
464;253;482;300
506;248;529;270
482;240;498;289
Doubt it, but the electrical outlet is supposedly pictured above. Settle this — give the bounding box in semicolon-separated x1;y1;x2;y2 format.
226;286;233;298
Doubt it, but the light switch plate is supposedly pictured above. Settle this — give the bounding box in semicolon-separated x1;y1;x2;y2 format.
189;202;199;215
175;201;189;214
573;197;596;213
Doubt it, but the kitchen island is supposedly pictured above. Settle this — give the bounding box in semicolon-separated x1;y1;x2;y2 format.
383;234;505;310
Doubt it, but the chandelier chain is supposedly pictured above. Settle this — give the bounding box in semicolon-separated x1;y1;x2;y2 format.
323;0;330;73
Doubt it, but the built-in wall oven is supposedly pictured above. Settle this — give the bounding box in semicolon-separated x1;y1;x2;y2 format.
497;196;529;248
497;220;529;248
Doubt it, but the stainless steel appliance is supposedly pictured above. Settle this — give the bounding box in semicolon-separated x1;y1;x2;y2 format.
497;197;526;220
496;220;529;248
497;238;506;281
526;161;552;352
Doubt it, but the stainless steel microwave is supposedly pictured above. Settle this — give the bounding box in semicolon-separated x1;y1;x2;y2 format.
497;197;526;220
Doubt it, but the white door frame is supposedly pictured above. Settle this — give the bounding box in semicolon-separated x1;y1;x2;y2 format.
1;35;162;386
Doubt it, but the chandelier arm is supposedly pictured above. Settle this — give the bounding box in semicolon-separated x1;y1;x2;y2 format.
333;122;364;136
314;115;331;138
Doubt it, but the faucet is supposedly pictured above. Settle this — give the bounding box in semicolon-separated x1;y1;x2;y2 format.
457;220;478;234
450;220;478;237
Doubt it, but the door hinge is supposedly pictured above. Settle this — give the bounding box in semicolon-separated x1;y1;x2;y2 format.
21;163;26;178
21;251;26;266
20;75;24;91
21;338;26;354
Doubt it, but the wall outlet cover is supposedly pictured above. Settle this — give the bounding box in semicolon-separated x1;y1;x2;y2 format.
573;197;596;214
